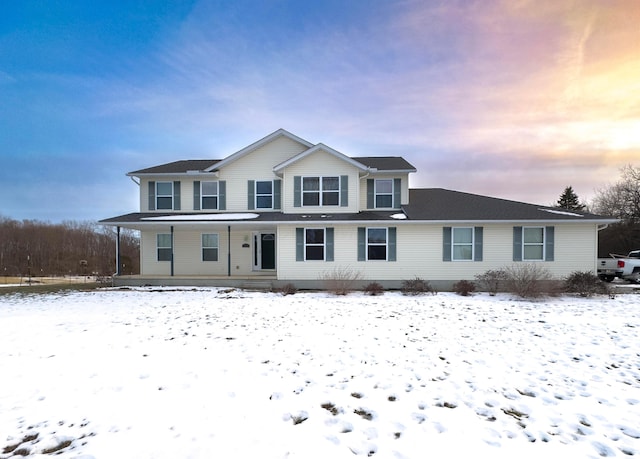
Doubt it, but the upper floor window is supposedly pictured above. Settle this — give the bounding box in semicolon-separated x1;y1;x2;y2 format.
201;181;218;210
367;178;400;209
202;233;219;261
375;179;393;208
303;176;339;206
149;180;180;211
156;182;173;210
256;180;273;209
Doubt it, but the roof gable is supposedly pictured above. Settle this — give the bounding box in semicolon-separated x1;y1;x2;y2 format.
273;143;369;173
206;128;314;172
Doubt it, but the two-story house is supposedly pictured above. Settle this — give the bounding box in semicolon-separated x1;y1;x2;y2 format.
101;129;616;289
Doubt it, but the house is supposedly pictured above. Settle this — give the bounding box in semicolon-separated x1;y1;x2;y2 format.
100;129;616;289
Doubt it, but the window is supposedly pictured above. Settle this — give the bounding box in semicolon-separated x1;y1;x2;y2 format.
202;233;219;261
305;228;325;260
523;227;544;260
156;182;173;210
367;228;388;260
443;227;482;262
302;176;339;206
375;179;393;208
201;181;218;210
157;234;172;261
255;181;273;209
452;227;474;261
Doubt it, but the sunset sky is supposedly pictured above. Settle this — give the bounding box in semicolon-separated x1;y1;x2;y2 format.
1;0;639;221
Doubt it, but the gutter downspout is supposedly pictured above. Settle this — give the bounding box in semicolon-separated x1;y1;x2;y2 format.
228;225;231;277
116;226;121;276
170;226;174;277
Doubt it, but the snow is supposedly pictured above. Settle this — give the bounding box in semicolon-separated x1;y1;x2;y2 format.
539;209;584;217
1;288;638;458
390;213;407;220
142;213;259;221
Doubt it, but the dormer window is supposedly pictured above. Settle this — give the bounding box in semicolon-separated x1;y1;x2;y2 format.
375;179;393;208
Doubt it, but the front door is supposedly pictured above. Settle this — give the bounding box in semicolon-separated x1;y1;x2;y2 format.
253;232;276;270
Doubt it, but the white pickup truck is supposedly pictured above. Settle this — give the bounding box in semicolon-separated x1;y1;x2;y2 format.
597;250;640;282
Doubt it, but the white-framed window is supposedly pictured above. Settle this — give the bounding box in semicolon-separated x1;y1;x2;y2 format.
452;227;474;261
157;234;172;261
201;181;218;210
303;176;339;206
305;228;325;260
202;233;219;261
156;182;173;210
375;179;393;208
367;227;388;260
523;227;545;260
255;180;273;209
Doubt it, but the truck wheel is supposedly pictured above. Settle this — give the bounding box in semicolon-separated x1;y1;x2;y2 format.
599;275;615;282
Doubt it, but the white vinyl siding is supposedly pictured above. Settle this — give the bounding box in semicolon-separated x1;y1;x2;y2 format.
282;150;359;213
217;136;308;212
275;223;599;281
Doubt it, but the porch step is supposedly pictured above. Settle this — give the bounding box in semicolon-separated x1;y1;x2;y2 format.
240;280;273;291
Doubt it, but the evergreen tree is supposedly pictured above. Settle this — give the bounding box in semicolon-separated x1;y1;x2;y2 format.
556;186;585;211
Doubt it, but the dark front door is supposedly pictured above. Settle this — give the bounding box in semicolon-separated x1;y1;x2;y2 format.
260;233;275;270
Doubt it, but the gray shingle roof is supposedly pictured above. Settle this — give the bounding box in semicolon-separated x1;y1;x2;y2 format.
352;156;416;171
404;188;613;221
128;160;220;175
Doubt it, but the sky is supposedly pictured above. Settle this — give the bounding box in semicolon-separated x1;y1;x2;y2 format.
1;0;639;222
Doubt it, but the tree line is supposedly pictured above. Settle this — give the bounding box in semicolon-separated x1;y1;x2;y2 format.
0;217;139;278
555;164;640;257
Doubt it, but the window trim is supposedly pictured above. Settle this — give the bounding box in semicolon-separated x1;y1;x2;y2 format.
522;226;545;261
255;180;274;209
200;181;219;210
156;181;173;210
302;175;340;207
366;227;388;261
201;233;219;262
156;233;172;262
374;179;394;209
304;227;326;261
451;227;474;261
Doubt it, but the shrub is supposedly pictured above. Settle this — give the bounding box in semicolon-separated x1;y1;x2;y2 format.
277;283;297;295
503;264;553;298
320;267;362;295
475;269;507;296
401;277;436;295
363;282;384;296
564;271;611;297
453;280;476;296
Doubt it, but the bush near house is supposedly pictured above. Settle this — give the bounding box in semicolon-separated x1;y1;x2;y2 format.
363;282;385;296
564;271;611;298
503;264;553;299
453;280;476;296
320;267;362;295
475;269;507;296
401;277;436;295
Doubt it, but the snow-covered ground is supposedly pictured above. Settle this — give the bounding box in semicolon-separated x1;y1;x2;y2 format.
1;287;638;459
